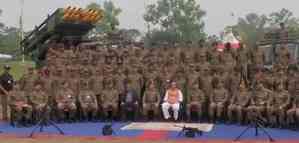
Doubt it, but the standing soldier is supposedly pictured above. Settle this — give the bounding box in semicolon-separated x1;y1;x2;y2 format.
0;65;14;121
276;45;291;69
29;83;49;123
186;81;206;121
207;42;220;65
78;81;98;121
236;43;249;82
250;46;265;68
219;43;236;73
19;66;37;95
209;78;229;122
227;80;251;124
9;83;32;126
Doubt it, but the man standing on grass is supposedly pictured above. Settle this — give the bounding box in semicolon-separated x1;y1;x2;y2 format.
0;65;14;121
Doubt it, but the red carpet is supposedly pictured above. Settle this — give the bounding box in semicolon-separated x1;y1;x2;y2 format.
137;130;169;141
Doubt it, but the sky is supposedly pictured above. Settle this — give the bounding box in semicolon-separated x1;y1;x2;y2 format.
0;0;299;35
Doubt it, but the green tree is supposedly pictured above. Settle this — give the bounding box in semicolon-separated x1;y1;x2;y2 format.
144;0;206;44
87;1;122;34
0;27;19;54
232;13;268;48
268;8;299;33
119;28;141;42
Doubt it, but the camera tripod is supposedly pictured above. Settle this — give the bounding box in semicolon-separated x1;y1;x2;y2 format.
29;105;64;137
234;116;275;142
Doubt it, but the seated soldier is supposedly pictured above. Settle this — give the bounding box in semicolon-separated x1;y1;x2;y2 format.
227;80;250;124
9;83;32;127
286;90;299;128
268;82;290;127
56;82;77;122
143;80;160;120
120;79;139;121
209;78;229;123
186;81;205;122
162;81;183;121
78;81;98;121
286;65;299;128
29;83;50;123
247;82;272;123
101;79;119;120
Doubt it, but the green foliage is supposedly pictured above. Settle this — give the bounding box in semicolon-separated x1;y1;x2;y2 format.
144;0;206;44
87;1;122;34
0;9;20;56
232;8;299;48
119;29;141;41
0;27;19;54
233;13;268;48
268;8;299;33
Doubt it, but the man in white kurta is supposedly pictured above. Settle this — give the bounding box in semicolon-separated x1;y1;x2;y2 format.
162;82;183;121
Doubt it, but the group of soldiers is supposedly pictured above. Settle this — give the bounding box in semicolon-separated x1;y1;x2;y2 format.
4;39;299;129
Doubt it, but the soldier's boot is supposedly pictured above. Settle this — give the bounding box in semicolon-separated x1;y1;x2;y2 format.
295;110;299;129
208;105;216;123
268;115;277;128
236;109;243;125
22;109;32;127
91;111;98;122
286;113;295;129
58;110;65;123
227;108;234;123
216;107;223;122
15;111;24;127
198;108;203;122
186;108;191;122
278;115;285;128
277;109;285;128
69;110;76;122
82;109;88;121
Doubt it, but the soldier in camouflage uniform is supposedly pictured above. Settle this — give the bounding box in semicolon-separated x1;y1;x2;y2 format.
20;67;37;94
268;82;290;127
0;65;14;121
78;81;98;121
209;78;229;122
236;43;249;82
142;80;160;120
186;81;206;121
101;76;119;120
29;83;49;122
276;45;291;69
56;82;77;122
286;66;299;127
9;83;32;126
227;80;251;124
247;82;272;122
207;42;220;65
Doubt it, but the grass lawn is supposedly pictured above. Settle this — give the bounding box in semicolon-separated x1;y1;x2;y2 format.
0;60;35;80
